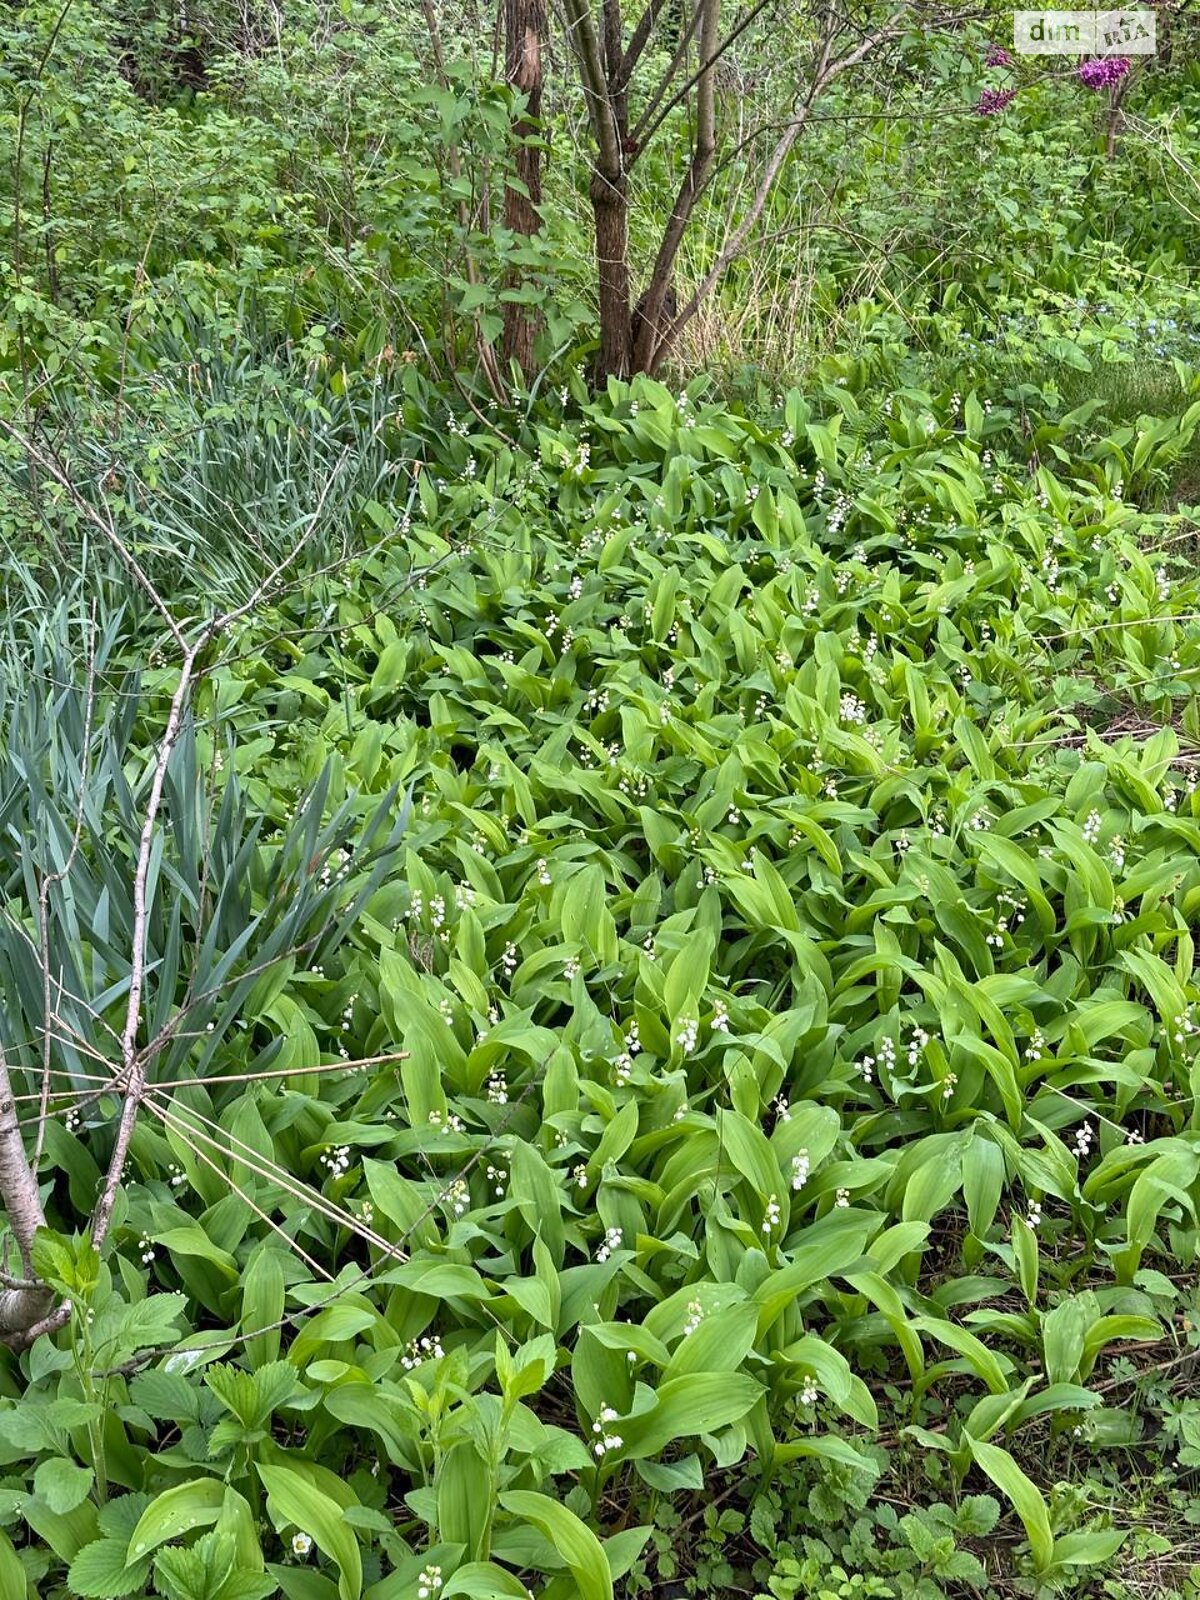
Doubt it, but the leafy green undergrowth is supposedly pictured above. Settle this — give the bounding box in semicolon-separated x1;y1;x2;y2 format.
9;368;1200;1600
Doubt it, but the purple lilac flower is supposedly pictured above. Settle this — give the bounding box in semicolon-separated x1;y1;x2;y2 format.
1078;55;1132;88
975;86;1018;115
984;45;1013;67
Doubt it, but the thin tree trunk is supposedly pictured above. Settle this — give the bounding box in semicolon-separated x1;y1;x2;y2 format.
562;0;633;381
656;10;909;368
592;169;632;379
0;1049;46;1277
501;0;546;372
633;0;720;371
599;0;636;376
0;1043;56;1342
41;142;58;305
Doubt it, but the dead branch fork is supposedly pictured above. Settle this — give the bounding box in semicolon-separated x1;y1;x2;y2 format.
0;419;352;1347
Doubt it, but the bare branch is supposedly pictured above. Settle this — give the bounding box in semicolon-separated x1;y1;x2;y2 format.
0;420;186;650
146;1090;400;1255
633;0;722;369
92;1065;548;1379
90;448;357;1254
146;1096;335;1281
89;637;206;1253
630;0;774;154
658;6;915;365
560;0;624;177
619;0;675;85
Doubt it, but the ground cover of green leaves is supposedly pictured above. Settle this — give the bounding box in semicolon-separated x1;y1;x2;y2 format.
10;368;1200;1600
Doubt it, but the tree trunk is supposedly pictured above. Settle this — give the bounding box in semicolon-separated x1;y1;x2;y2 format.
0;1285;54;1335
559;0;632;382
0;1044;57;1345
633;0;721;372
501;0;546;372
591;169;632;381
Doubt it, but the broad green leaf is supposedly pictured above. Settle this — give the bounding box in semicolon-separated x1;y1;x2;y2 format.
499;1492;612;1600
259;1464;363;1600
968;1438;1054;1574
1041;1296;1092;1386
617;1373;762;1459
438;1441;491;1562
